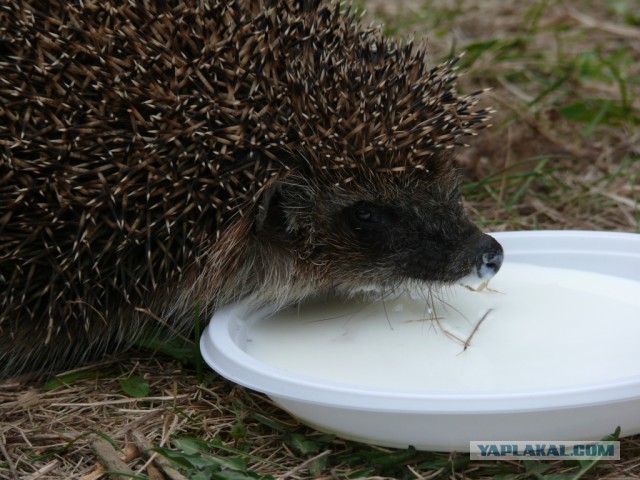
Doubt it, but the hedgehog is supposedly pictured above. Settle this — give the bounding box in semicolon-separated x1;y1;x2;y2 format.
0;0;504;378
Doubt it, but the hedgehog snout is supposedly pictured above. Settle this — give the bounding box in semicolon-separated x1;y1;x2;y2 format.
473;234;504;280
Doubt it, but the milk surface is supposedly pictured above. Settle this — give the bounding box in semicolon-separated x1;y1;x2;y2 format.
245;262;640;393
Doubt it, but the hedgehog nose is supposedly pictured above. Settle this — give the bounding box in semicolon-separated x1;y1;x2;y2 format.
474;235;504;280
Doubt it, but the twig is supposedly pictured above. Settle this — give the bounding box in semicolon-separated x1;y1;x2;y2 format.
51;395;189;407
114;409;164;436
0;431;19;480
90;436;136;480
278;450;332;479
463;309;493;351
24;460;60;480
129;429;188;480
79;464;105;480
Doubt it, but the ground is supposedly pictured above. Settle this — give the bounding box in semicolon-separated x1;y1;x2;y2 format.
1;0;639;479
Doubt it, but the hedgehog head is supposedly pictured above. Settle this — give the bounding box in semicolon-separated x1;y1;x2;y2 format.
223;10;502;303
252;160;502;304
193;3;504;307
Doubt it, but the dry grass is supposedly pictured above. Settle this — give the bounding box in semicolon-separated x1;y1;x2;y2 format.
1;0;639;479
4;356;640;480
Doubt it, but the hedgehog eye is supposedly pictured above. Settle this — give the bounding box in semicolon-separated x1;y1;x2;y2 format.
355;208;373;222
345;202;395;231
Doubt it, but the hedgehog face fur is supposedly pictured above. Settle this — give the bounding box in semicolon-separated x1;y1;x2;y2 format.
254;169;490;298
0;0;503;377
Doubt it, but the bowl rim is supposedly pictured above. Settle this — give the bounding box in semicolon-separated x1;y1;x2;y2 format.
200;230;640;414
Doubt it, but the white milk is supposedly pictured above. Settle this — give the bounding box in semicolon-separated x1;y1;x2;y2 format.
245;262;640;393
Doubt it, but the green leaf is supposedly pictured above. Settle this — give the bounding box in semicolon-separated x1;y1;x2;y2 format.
191;472;218;480
558;99;631;124
118;375;150;398
491;474;526;480
230;417;247;442
155;447;199;469
309;454;329;477
44;371;100;390
285;432;321;455
602;426;621;441
343;445;422;468
102;471;149;480
345;468;376;478
135;333;197;363
210;455;248;471
251;413;288;432
524;460;553;476
174;437;211;455
209;471;272;480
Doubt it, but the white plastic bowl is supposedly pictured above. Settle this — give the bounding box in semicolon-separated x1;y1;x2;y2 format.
200;230;640;451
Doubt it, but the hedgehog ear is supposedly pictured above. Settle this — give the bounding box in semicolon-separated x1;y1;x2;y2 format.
255;183;280;234
255;180;295;236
